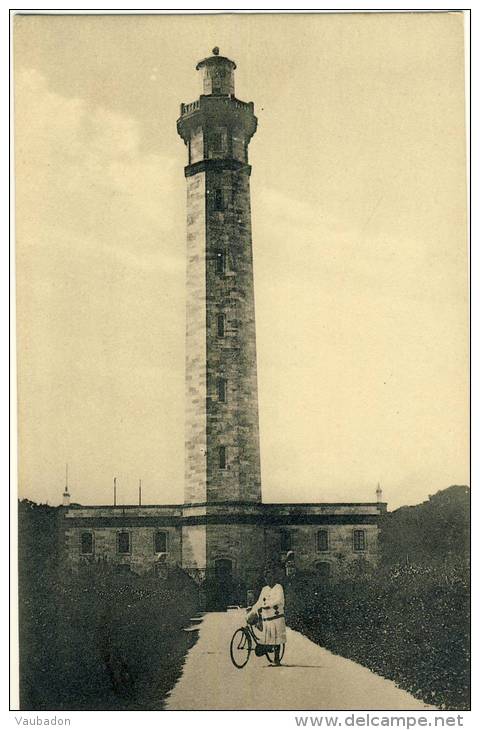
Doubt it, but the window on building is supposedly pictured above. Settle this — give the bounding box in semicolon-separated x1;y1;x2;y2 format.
280;530;292;552
353;530;366;551
315;561;331;580
210;131;223;154
219;445;227;470
214;189;223;211
317;530;329;552
117;531;131;554
80;532;93;555
215;250;226;274
154;531;168;554
217;377;227;403
211;74;221;95
217;313;225;338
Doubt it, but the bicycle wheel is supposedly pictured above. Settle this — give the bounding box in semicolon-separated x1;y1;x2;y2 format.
230;628;252;669
265;643;286;664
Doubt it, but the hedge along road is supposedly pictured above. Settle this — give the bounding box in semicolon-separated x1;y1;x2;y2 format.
165;610;436;711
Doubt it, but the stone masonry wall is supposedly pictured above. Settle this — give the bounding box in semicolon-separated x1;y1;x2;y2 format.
265;523;379;579
205;165;261;503
60;504;381;586
206;523;265;590
190;127;203;164
184;170;208;504
65;525;182;574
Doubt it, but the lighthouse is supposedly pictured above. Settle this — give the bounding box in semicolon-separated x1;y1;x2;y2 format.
177;48;261;507
60;48;386;609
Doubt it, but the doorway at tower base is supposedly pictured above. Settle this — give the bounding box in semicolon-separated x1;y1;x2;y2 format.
181;523;265;610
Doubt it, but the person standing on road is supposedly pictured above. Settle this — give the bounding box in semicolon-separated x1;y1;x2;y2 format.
248;564;286;665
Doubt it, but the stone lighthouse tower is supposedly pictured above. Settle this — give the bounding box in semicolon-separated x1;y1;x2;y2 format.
177;48;264;603
177;48;261;507
58;48;385;610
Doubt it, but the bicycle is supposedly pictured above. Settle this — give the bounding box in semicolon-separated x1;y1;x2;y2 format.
229;608;286;669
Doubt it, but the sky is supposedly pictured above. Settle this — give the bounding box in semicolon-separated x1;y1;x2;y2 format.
14;12;468;510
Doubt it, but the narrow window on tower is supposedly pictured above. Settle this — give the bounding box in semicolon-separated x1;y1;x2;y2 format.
215;250;226;274
209;131;223;156
217;313;225;338
217;377;227;403
214;189;223;211
219;446;227;470
211;69;222;95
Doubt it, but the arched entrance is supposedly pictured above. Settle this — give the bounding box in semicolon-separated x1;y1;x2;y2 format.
209;558;233;610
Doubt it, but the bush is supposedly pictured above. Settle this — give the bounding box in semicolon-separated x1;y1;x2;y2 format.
287;563;470;710
18;501;200;710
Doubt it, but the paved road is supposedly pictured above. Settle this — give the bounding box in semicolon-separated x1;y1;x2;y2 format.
166;610;435;711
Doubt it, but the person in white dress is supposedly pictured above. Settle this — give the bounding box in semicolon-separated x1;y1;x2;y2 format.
248;566;286;665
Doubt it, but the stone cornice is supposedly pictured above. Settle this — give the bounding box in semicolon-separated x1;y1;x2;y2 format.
184;158;251;178
63;513;382;528
63;500;386;512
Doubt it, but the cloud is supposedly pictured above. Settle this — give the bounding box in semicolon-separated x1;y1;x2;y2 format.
15;68;183;272
15;69;187;505
254;184;444;304
15;65;467;510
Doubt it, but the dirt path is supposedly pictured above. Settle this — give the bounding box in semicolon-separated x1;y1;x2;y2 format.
166;610;435;711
